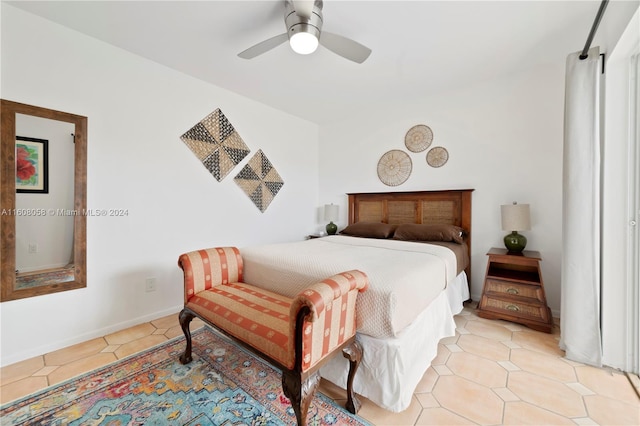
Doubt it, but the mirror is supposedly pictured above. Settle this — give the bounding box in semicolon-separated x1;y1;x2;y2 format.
1;99;87;301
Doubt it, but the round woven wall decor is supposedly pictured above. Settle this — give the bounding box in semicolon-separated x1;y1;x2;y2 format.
426;146;449;168
377;150;412;186
404;125;433;153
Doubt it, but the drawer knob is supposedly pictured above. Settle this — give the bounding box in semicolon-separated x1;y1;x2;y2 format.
506;287;519;295
506;304;520;312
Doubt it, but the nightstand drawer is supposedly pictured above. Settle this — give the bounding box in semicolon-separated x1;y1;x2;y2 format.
478;248;553;333
484;279;543;301
480;296;551;323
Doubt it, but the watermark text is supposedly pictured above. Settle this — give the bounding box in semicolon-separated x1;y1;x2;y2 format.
1;208;129;217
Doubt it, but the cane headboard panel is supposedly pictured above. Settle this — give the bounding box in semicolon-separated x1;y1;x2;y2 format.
347;189;474;282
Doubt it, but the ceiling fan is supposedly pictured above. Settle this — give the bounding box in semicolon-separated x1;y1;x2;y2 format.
238;0;371;64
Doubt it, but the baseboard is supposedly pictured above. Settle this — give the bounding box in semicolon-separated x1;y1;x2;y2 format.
2;304;183;366
470;293;481;304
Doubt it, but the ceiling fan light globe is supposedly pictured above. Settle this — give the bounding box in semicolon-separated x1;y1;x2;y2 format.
290;31;318;55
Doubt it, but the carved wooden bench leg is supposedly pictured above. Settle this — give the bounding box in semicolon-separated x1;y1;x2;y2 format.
282;369;321;426
178;308;195;365
343;339;363;414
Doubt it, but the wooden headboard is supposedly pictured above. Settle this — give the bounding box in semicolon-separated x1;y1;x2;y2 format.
347;189;474;283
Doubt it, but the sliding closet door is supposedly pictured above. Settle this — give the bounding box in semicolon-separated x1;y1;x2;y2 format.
629;53;639;375
601;10;640;374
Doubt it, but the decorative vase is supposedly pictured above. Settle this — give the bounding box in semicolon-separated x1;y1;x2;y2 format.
504;231;527;253
326;221;337;235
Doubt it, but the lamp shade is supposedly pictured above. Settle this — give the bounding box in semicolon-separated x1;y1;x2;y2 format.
324;204;339;222
501;203;531;231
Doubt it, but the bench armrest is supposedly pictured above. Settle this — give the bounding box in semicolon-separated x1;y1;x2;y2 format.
290;270;369;322
290;270;369;372
178;247;243;303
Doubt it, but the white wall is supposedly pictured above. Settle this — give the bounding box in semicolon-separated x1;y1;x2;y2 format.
318;63;565;311
0;4;319;365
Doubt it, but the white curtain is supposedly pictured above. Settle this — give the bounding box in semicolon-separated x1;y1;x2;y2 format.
560;46;603;367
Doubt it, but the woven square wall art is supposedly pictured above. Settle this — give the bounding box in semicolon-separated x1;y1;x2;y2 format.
180;109;250;181
234;150;284;213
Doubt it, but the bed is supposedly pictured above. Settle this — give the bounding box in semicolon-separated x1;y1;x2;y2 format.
241;189;473;412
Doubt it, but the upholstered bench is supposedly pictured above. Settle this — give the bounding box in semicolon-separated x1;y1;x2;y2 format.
177;247;369;426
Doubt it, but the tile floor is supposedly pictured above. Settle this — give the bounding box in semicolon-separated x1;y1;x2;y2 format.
1;304;639;425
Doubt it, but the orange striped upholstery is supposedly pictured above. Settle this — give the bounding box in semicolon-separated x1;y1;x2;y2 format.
179;247;369;372
186;282;294;368
290;270;368;371
178;247;243;304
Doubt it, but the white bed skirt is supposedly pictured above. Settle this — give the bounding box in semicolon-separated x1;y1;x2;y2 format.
319;272;469;413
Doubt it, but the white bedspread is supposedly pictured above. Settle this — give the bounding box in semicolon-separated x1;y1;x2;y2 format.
241;235;457;338
320;272;469;412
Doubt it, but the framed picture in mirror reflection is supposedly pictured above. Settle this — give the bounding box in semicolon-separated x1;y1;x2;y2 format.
16;136;48;194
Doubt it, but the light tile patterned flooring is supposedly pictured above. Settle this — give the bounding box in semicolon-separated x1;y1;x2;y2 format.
1;304;639;425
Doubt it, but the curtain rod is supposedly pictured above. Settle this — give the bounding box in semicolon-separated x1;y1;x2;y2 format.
579;0;609;60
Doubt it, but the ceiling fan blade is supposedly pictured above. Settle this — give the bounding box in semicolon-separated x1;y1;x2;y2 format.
238;33;288;59
292;0;314;19
320;31;371;64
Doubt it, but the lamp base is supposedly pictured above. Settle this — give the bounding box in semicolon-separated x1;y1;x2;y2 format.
326;221;337;235
504;231;527;253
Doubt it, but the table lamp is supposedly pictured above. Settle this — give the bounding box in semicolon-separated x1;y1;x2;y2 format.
324;204;339;235
501;202;531;253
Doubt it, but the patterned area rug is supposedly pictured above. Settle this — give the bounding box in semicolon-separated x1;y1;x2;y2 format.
1;327;371;425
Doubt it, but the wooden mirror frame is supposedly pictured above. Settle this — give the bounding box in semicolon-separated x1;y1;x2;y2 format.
1;99;87;301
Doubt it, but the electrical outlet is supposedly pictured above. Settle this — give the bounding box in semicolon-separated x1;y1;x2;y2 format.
145;277;157;292
28;243;38;254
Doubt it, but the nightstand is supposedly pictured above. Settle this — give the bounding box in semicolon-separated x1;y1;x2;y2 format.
477;248;553;333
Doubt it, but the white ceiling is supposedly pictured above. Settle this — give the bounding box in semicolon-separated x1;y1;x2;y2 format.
7;1;609;124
